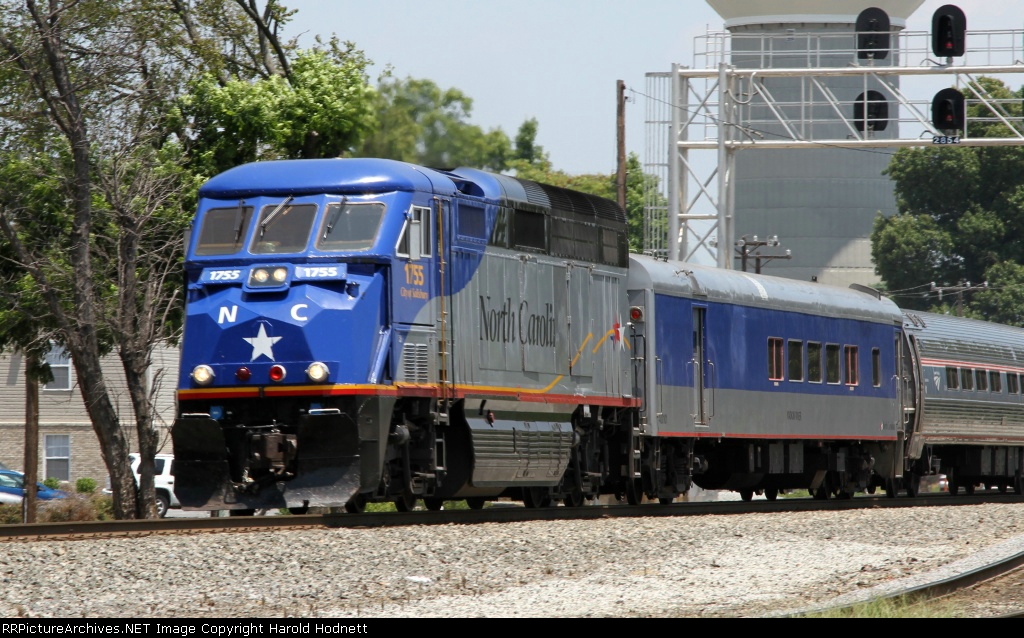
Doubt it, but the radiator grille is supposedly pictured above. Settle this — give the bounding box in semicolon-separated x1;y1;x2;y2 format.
402;343;430;384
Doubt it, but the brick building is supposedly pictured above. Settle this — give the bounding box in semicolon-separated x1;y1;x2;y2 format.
0;344;179;486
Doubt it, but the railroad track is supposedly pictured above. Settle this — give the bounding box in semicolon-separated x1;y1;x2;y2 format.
3;491;1023;543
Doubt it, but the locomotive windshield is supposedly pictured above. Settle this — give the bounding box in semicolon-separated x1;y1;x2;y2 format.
315;202;385;252
250;202;317;254
194;203;254;255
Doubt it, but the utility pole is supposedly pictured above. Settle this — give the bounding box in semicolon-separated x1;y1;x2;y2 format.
930;281;988;316
734;235;791;274
616;80;626;210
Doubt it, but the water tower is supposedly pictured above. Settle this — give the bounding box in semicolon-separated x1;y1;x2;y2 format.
705;0;924;286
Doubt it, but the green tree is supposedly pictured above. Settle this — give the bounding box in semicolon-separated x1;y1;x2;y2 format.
872;77;1024;320
0;0;319;519
175;41;376;177
356;77;511;170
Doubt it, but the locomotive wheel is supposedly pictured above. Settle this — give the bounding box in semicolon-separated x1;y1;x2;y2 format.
963;483;975;496
904;475;919;498
947;478;959;496
523;487;552;508
465;497;486;510
1015;473;1023;495
739;489;754;502
288;506;309;515
764;488;778;501
812;485;830;500
658;496;675;505
394;492;417;512
423;497;445;511
884;478;897;498
563;488;585;508
344;495;366;513
624;479;642;506
228;509;256;517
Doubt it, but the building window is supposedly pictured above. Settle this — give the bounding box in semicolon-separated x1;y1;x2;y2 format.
768;337;784;381
826;344;841;384
44;344;72;391
844;345;859;386
807;342;822;383
44;434;70;482
787;340;803;381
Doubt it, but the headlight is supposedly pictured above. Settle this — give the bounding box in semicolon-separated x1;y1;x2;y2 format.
191;365;215;386
252;268;269;283
272;267;288;283
306;362;330;383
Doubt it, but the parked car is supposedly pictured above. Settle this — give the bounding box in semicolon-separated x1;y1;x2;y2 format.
105;453;180;517
0;469;67;505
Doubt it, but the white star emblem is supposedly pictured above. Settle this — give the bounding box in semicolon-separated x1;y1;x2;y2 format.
243;324;282;361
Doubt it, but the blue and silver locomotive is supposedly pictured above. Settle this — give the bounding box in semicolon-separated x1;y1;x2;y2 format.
171;158;1024;513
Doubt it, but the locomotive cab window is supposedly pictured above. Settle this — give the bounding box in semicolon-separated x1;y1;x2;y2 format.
989;370;1002;393
317;202;385;252
195;204;254;255
976;369;988;392
251;201;317;254
871;348;881;387
844;346;859;386
768;338;784;381
807;342;822;383
397;206;432;259
825;344;841;384
961;368;974;391
946;366;959;390
787;340;803;382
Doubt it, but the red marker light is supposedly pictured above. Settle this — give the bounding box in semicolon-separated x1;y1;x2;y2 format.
236;367;251;382
629;306;644;322
269;365;287;382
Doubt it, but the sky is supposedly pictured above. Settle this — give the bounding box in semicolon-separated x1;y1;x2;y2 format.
282;1;1020;175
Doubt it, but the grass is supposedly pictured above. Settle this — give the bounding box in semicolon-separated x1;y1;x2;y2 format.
797;595;964;618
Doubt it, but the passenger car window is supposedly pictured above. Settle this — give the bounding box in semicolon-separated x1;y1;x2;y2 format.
787;340;803;381
768;338;784;381
826;344;841;384
807;342;822;383
946;366;959;390
961;368;974;391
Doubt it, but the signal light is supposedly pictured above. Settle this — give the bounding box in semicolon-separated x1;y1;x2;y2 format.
854;91;888;132
269;365;287;382
855;8;890;60
235;367;251;382
932;5;966;58
931;88;965;131
629;306;644;322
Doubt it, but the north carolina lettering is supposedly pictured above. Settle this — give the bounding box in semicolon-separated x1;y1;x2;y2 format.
479;296;555;347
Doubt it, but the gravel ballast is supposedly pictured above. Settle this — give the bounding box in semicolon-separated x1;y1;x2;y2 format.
2;502;1023;618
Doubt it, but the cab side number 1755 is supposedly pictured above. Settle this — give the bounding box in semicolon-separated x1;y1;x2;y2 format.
404;263;424;286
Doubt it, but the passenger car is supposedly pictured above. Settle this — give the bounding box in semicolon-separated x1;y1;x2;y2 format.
0;469;67;504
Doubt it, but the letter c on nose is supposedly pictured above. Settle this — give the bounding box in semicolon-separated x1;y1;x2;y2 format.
291;304;309;321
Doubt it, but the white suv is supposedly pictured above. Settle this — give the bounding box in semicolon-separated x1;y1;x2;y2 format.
129;453;180;517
